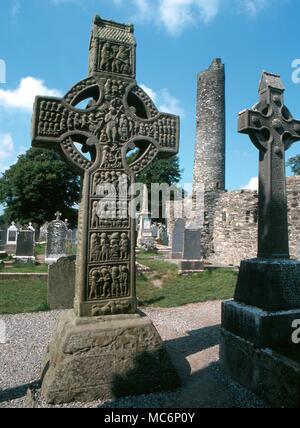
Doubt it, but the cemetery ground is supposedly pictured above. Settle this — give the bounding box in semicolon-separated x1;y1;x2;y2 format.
0;251;259;408
0;249;237;315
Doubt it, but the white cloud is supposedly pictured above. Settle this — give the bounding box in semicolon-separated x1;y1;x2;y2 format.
158;89;185;116
237;0;268;16
140;84;158;103
0;77;62;111
0;134;14;171
243;177;258;191
159;0;220;34
141;84;184;116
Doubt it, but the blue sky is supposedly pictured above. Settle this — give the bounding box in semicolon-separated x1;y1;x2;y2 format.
0;0;300;196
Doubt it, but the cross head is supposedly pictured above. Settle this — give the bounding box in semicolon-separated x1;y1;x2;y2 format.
32;16;179;317
238;71;300;258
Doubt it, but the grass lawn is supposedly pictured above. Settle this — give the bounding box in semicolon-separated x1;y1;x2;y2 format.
0;251;237;314
0;279;48;314
136;252;237;308
0;263;48;273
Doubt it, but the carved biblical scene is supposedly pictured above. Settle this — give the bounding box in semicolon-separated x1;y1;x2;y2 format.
92;170;129;197
90;232;130;262
88;265;130;301
98;42;132;75
32;16;179;317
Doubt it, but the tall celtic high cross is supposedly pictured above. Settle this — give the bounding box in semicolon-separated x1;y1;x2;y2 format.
32;16;179;317
239;72;300;259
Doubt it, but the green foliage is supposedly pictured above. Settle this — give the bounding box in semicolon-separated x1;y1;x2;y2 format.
287;155;300;176
136;252;237;308
0;279;48;314
0;148;80;227
137;155;182;187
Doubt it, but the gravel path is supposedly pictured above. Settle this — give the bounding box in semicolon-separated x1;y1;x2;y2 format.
0;302;267;408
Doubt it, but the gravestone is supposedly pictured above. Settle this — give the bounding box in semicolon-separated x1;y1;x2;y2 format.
14;230;35;262
48;256;76;310
39;222;49;242
179;228;203;273
45;212;68;264
158;223;169;246
32;16;180;404
151;222;158;239
220;72;300;408
5;222;18;254
171;218;185;259
137;186;155;249
0;226;7;252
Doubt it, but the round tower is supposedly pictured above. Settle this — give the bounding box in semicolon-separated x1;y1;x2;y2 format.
193;58;226;194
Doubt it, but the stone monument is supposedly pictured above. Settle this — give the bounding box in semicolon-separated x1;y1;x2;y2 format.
192;58;226;259
179;228;203;274
45;212;68;264
48;255;76;310
39;222;49;242
5;222;18;254
32;16;180;404
0;226;7;252
171;218;185;259
14;229;35;263
137;185;155;249
221;71;300;408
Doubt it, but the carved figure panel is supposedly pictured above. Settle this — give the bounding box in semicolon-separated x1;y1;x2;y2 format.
88;265;130;300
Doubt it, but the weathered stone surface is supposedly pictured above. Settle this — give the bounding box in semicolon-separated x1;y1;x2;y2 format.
179;260;204;274
220;329;300;408
238;72;300;259
167;178;300;266
234;258;300;311
32;16;179;318
0;226;7;251
41;310;180;404
15;230;35;261
183;229;202;260
221;71;300;409
222;300;300;348
48;256;76;310
32;16;180;404
171;218;185;259
5;222;18;254
45;213;68;264
193;58;225;194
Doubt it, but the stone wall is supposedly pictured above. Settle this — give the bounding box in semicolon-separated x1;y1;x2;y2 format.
167;176;300;266
209;176;300;266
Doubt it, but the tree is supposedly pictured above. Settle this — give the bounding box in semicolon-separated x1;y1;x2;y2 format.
0;148;80;227
287;155;300;175
137;155;182;187
136;155;183;221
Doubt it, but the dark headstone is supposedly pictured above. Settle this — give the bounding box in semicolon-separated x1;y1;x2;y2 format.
179;229;203;273
171;218;185;259
15;230;35;261
45;213;68;264
183;229;202;260
0;227;7;251
48;256;76;310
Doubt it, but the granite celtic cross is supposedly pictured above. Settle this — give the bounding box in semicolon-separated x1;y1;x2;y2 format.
32;16;179;317
238;72;300;259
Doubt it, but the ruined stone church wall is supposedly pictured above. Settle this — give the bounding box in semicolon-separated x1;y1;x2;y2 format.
207;176;300;266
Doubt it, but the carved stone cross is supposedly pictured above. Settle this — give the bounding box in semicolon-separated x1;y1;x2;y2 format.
55;211;62;221
32;16;179;317
238;71;300;259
